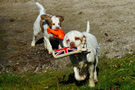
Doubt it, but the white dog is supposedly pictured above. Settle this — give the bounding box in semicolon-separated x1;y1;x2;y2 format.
63;21;99;87
31;2;64;54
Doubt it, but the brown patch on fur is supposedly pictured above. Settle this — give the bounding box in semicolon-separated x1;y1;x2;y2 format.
66;39;70;44
41;15;52;28
40;15;64;31
75;37;82;42
40;20;44;32
82;35;86;43
75;36;86;43
56;15;64;24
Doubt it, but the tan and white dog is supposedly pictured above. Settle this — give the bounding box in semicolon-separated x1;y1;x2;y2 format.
31;2;64;54
63;21;99;87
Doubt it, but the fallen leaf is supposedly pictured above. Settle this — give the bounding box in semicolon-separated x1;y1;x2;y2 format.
44;86;49;89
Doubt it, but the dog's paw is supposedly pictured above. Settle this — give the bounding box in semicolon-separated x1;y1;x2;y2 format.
48;50;53;54
31;41;35;47
94;79;98;84
89;80;95;87
80;73;87;79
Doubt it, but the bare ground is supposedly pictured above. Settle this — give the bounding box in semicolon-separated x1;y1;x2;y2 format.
0;0;135;73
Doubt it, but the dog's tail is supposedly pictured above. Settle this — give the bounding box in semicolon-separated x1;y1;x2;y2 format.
35;2;46;14
86;21;90;33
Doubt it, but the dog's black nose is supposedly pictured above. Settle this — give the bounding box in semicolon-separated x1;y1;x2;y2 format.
70;42;75;48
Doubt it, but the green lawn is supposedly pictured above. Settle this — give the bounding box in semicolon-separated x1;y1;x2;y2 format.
0;54;135;89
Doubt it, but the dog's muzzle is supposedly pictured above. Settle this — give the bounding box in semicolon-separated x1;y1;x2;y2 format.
70;42;76;48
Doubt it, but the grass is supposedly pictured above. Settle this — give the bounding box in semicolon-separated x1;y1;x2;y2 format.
0;54;135;89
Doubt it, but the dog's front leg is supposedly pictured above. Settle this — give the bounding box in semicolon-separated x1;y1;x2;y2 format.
73;67;86;81
58;44;62;49
44;36;53;54
88;64;95;87
31;35;36;47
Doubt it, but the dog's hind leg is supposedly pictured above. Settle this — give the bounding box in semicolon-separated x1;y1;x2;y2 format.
31;20;41;47
31;27;40;47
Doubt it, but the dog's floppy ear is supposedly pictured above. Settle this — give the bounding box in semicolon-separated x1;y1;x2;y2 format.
41;15;52;28
82;35;86;43
56;15;64;22
41;15;51;20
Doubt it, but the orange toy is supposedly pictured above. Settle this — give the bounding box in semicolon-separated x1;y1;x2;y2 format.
47;28;65;39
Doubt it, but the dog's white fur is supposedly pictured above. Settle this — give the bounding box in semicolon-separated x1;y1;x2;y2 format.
63;21;99;87
31;2;64;54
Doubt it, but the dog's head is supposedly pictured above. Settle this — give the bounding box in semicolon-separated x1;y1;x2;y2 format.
63;31;86;48
41;15;64;29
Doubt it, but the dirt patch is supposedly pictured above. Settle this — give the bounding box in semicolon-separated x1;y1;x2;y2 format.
0;0;135;72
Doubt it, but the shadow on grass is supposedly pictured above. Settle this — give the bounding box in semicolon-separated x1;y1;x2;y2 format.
60;67;99;86
60;73;89;86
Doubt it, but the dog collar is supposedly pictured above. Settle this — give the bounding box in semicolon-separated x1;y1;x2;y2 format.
43;20;47;25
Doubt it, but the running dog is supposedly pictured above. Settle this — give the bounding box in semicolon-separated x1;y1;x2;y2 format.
31;2;64;54
63;21;99;87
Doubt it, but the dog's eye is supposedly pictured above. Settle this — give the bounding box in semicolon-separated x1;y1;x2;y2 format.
58;23;60;25
52;23;55;25
66;39;70;43
75;37;81;41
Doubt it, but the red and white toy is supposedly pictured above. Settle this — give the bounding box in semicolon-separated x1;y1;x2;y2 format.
52;44;89;58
